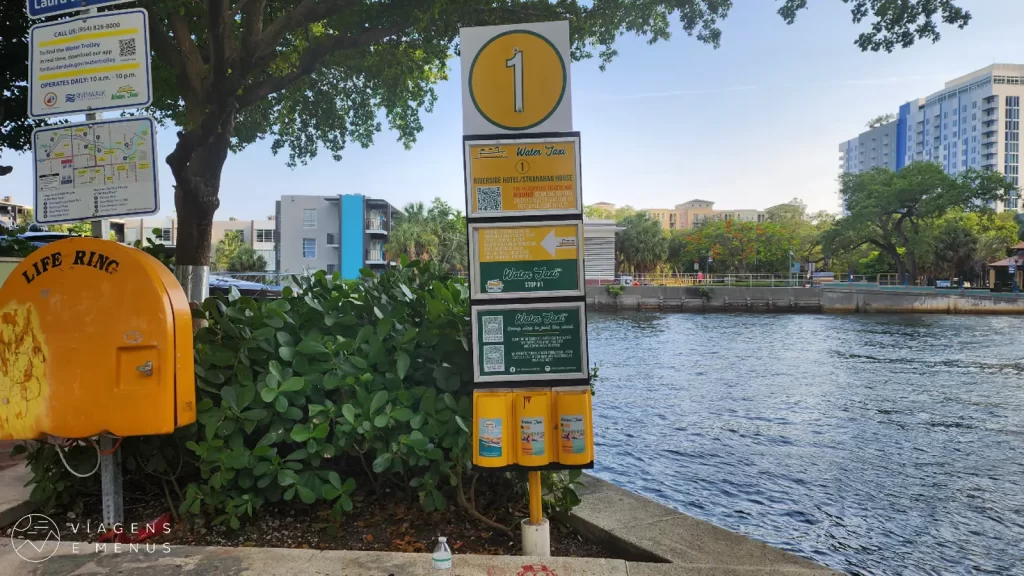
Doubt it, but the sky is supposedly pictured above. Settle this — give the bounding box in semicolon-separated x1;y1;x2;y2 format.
4;1;1024;219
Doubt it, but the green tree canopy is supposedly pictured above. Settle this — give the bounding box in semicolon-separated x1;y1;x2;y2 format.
1;1;974;259
824;163;1013;279
385;197;465;271
616;212;667;275
866;113;897;128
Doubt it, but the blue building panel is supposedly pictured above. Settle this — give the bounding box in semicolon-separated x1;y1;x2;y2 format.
340;194;365;280
896;101;911;170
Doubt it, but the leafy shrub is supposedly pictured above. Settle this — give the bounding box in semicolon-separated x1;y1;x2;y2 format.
19;258;587;531
698;286;713;302
607;284;623;297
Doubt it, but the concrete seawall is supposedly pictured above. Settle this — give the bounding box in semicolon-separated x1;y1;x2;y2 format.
822;283;1024;314
587;284;1024;314
587;286;823;312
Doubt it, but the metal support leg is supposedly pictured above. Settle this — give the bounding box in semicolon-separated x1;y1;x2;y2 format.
100;436;123;526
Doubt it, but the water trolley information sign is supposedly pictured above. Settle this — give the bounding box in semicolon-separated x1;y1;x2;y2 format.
465;136;581;217
470;221;584;299
33;116;159;224
472;302;588;384
29;9;152;118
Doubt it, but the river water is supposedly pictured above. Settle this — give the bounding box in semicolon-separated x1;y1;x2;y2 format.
587;312;1024;576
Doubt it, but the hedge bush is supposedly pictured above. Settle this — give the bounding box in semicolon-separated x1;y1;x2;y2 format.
19;259;585;530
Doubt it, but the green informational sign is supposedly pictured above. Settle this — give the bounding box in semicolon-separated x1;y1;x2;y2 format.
472;303;588;383
470;222;584;299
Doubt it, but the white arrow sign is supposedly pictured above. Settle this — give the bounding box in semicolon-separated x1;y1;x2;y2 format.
540;230;576;257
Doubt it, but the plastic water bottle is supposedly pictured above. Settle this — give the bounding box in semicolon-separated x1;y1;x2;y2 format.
432;536;453;573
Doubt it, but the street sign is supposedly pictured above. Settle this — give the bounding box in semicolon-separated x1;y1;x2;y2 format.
465;135;581;217
460;21;572;134
469;221;584;299
29;9;152;118
472;302;588;384
33;116;159;224
27;0;136;19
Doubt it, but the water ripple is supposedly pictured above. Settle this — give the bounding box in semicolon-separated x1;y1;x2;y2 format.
588;312;1024;576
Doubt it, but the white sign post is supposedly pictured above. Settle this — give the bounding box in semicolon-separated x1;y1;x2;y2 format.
32;116;159;224
459;21;572;135
28;9;152;118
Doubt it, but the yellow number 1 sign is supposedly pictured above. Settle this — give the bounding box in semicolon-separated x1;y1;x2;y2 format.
460;21;573;135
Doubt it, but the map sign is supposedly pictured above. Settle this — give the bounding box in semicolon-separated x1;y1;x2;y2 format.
465;136;581;218
460;21;572;134
29;9;152;118
27;0;136;19
33;117;159;224
472;302;588;384
470;221;584;299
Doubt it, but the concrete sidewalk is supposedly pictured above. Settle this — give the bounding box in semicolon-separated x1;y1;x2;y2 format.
0;541;832;575
0;465;837;575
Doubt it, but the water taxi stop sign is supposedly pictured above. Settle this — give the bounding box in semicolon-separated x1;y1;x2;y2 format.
0;237;195;440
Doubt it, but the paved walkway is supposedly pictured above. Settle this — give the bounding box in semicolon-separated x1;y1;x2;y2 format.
0;464;836;575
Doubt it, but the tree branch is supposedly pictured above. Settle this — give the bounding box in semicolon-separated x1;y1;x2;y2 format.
255;0;355;62
167;10;209;111
207;0;233;104
236;21;411;110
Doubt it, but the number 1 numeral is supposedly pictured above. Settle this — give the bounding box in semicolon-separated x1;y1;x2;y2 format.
506;48;523;113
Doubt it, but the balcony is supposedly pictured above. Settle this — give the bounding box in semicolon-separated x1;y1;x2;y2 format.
365;218;389;234
365;249;387;265
326;233;339;248
982;161;998;170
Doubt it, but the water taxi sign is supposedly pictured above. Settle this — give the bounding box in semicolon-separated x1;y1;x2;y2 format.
470;221;584;300
460;21;572;134
465;135;581;218
472;302;588;384
28;0;135;19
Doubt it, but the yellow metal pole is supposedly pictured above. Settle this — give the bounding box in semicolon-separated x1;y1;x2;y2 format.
528;471;543;524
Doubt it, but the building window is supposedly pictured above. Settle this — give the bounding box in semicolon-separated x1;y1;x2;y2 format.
303;209;317;228
973;101;977;109
962;105;967;113
326;264;336;275
326;233;337;245
303;238;316;259
255;229;275;243
944;111;948;119
154;228;172;242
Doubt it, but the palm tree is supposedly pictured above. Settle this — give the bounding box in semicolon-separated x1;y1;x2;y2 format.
616;212;667;275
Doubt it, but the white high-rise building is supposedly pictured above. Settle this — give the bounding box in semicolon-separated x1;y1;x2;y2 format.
839;64;1024;212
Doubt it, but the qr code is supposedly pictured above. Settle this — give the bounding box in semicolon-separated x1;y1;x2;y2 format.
119;38;136;58
476;186;502;211
482;315;503;342
483;345;505;372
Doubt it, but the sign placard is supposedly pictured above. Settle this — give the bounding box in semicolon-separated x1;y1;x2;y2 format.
470;221;584;299
27;0;136;19
465;135;581;217
33;116;159;224
460;21;572;135
472;302;588;384
29;9;152;118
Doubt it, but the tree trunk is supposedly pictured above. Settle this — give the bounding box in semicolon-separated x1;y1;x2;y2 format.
165;108;235;301
169;137;231;265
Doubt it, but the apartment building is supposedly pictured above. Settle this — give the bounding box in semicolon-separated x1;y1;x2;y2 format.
120;217;277;271
0;196;31;230
637;199;767;231
276;194;398;279
839;64;1024;212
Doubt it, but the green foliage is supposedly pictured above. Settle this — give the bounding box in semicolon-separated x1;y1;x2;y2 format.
18;259;587;530
182;259;473;525
616;212;668;275
214;230;244;271
607;284;623;297
385;198;466;272
0;230;35;258
826;164;1014;279
698;286;712;302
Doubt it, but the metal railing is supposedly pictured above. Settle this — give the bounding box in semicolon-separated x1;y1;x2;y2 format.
366;250;386;262
365;219;388;231
612;273;809;287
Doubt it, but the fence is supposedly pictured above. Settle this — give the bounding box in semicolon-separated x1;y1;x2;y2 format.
612;274;807;288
